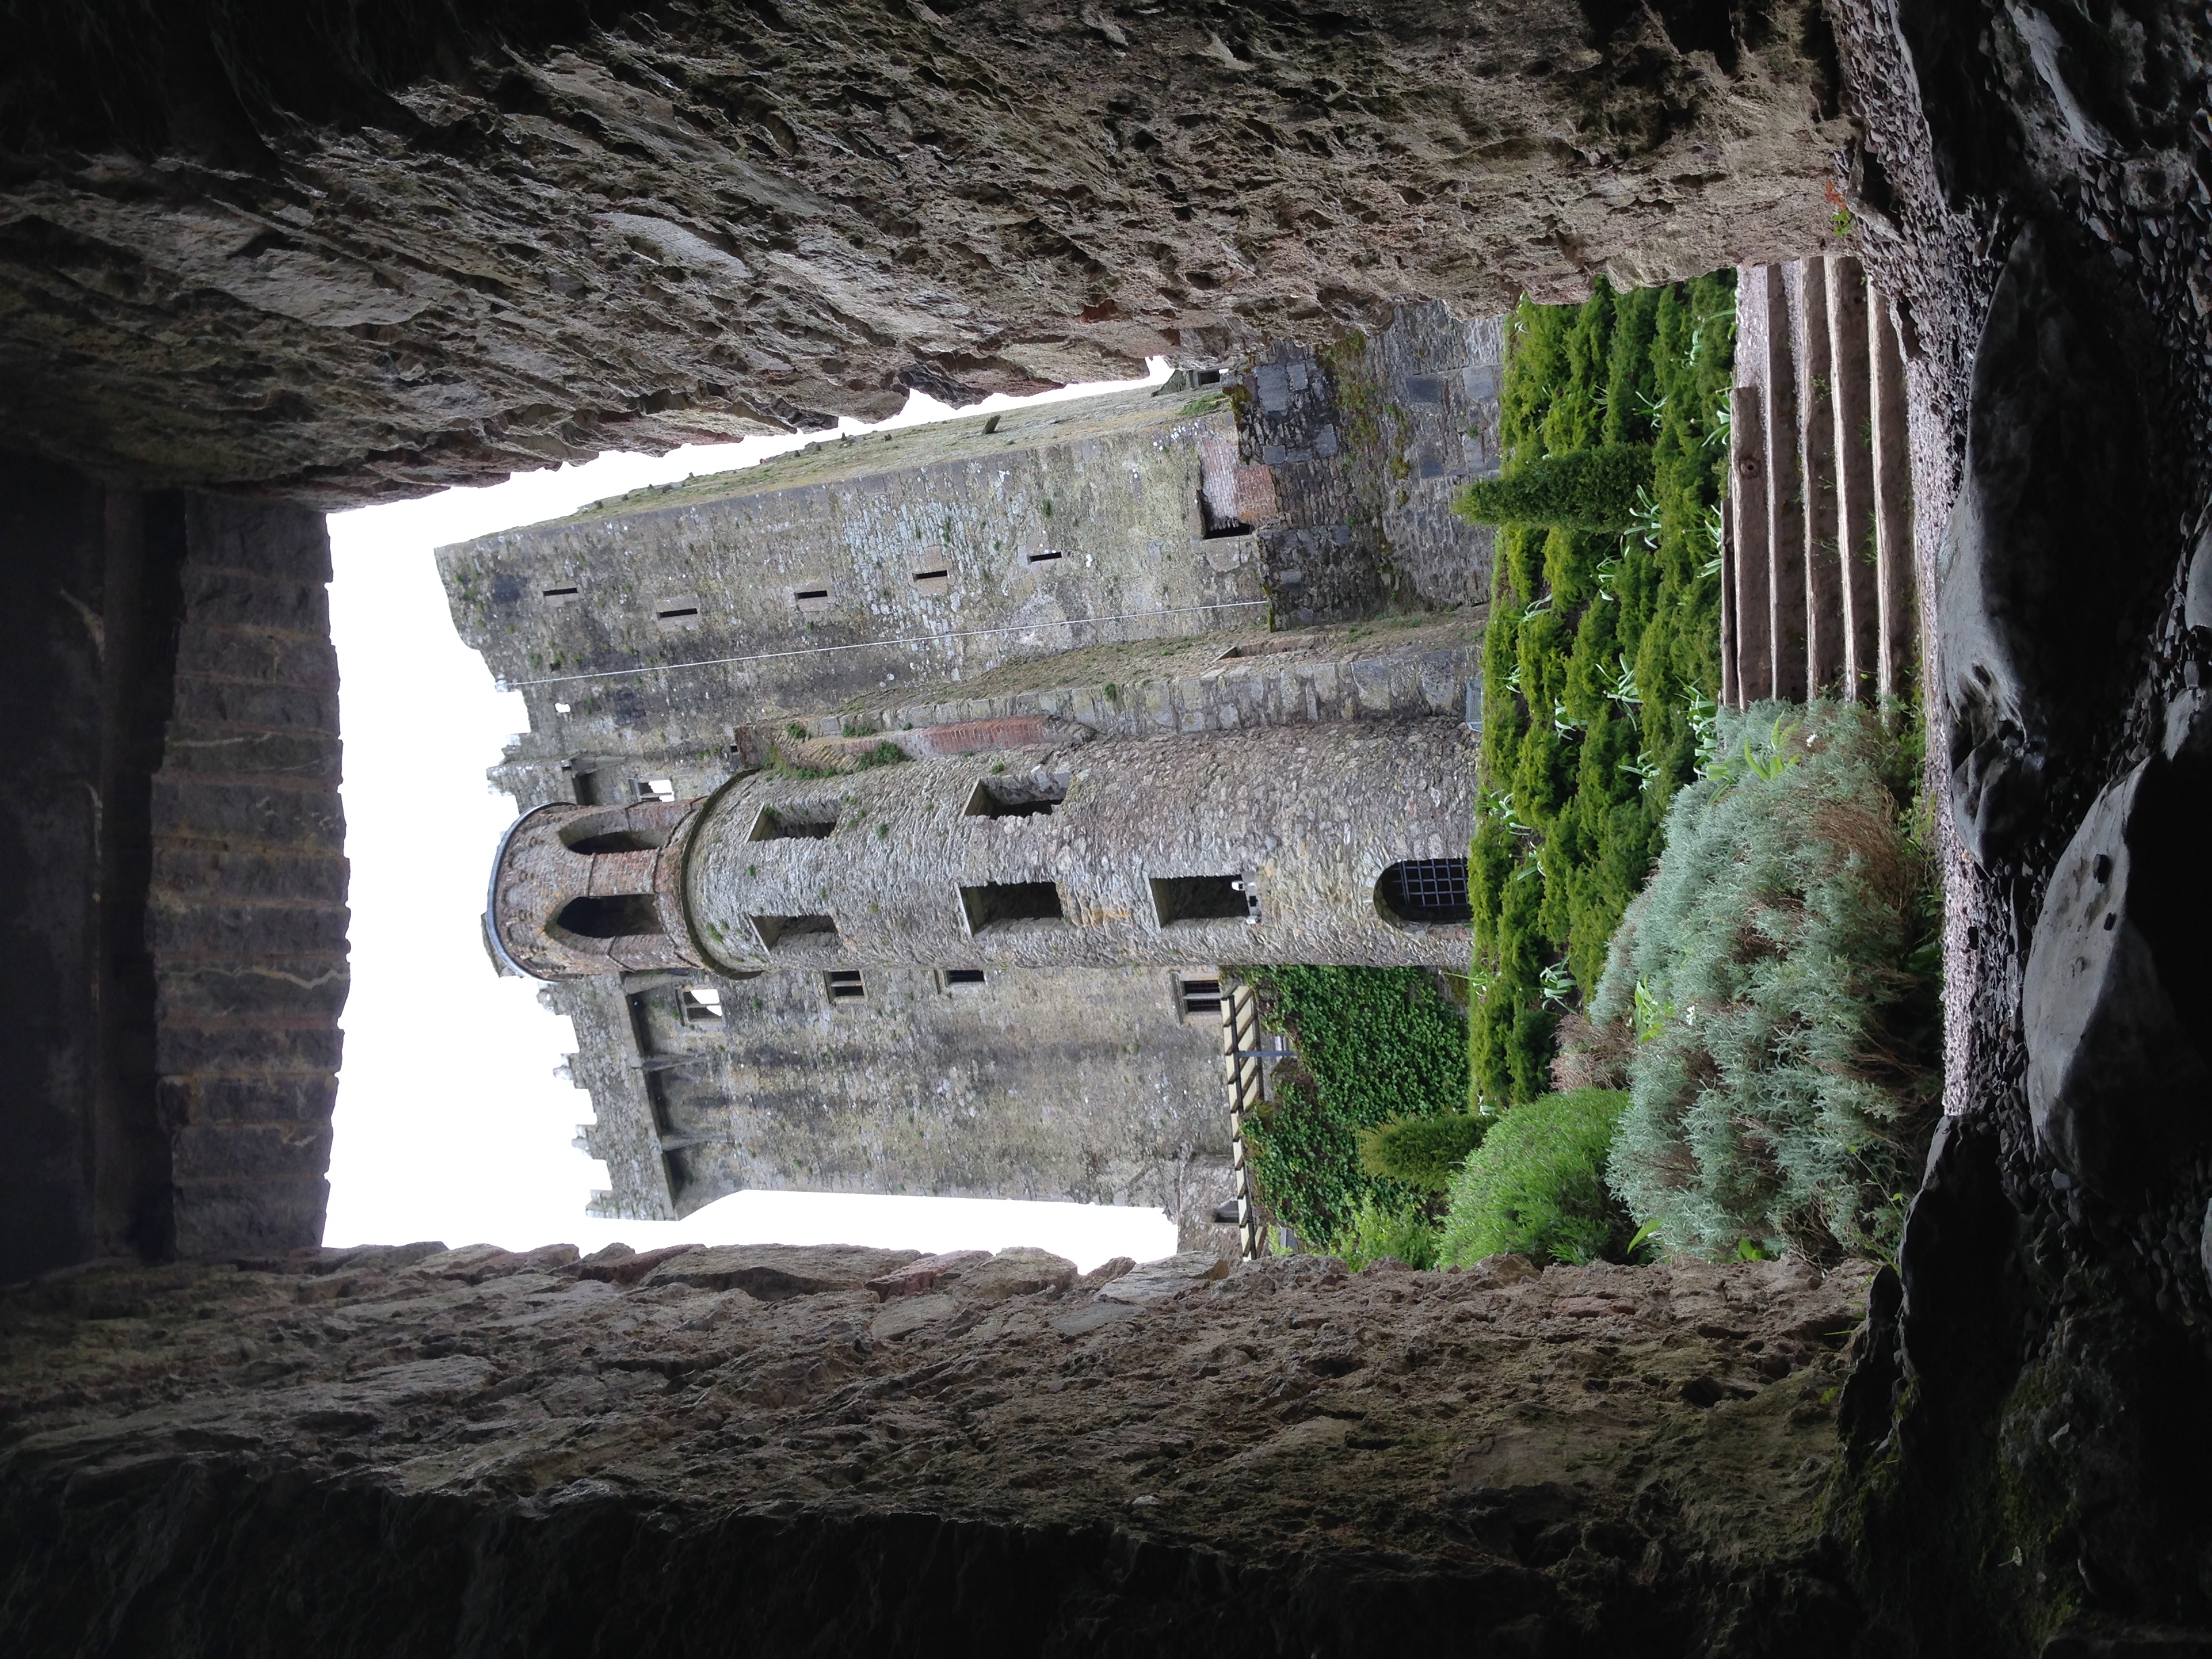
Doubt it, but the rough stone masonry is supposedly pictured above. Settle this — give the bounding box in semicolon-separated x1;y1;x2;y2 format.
0;1244;1874;1656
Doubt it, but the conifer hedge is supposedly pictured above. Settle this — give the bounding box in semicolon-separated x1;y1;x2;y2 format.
1464;275;1736;1105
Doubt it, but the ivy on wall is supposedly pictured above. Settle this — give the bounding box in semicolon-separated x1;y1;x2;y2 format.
1465;275;1735;1105
1236;966;1469;1246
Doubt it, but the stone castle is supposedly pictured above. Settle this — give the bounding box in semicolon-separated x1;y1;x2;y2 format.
445;306;1504;1248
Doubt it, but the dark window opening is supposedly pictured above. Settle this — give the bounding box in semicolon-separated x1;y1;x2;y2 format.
794;586;832;616
541;585;580;604
749;804;838;840
1025;549;1063;565
570;768;600;806
1151;874;1256;926
1377;859;1472;924
1198;488;1254;540
911;569;951;595
825;969;866;1003
960;880;1064;933
943;968;986;991
964;777;1066;819
655;596;703;632
564;828;667;855
656;606;699;621
1178;975;1223;1017
556;893;663;939
752;914;838;950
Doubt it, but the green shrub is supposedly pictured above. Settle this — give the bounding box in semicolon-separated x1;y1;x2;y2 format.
1592;701;1941;1263
1357;1112;1488;1192
1323;1197;1441;1271
1455;444;1654;531
1237;967;1469;1245
1468;274;1734;1107
1439;1088;1635;1266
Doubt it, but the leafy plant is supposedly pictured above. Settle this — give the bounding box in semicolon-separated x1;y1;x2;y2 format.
1454;444;1656;532
1237;967;1469;1245
1322;1196;1441;1271
1357;1112;1489;1193
1438;1088;1635;1267
1592;700;1941;1263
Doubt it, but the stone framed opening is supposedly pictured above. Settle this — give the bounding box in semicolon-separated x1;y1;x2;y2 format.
1151;874;1256;926
964;776;1065;819
959;880;1065;934
748;803;840;840
824;969;866;1003
751;914;839;951
555;893;663;939
1375;858;1472;925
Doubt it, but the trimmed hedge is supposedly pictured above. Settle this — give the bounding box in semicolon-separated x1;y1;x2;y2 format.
1438;1089;1635;1267
1357;1112;1488;1193
1456;443;1655;532
1238;967;1469;1246
1465;274;1734;1106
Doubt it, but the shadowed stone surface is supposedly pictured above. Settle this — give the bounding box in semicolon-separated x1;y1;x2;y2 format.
0;1246;1872;1656
0;0;1849;497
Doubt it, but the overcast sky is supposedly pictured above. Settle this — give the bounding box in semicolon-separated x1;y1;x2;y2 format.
321;368;1181;1271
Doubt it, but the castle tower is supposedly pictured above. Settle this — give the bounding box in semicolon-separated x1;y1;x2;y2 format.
488;722;1475;983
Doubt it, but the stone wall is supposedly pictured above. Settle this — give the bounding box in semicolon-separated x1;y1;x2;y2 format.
1234;302;1507;623
0;1;1850;497
558;966;1234;1250
0;458;346;1282
0;1245;1877;1656
438;386;1268;758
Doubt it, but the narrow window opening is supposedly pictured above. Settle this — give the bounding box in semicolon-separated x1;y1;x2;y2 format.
793;586;832;616
941;968;986;992
1376;859;1473;925
964;776;1066;819
747;803;839;840
556;893;663;939
752;914;838;951
1177;975;1223;1017
1025;549;1064;565
960;881;1065;934
1151;874;1257;926
564;827;668;855
541;585;581;606
635;779;676;802
569;767;599;806
911;569;951;595
825;969;867;1003
1197;488;1254;541
680;986;724;1024
655;596;703;632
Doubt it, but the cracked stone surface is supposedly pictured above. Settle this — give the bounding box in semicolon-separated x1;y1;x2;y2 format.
0;1243;1873;1654
0;0;1849;497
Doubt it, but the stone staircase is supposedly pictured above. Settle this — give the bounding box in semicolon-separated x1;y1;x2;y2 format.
1724;258;1917;709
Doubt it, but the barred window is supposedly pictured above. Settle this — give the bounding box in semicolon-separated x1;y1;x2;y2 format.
1376;859;1471;925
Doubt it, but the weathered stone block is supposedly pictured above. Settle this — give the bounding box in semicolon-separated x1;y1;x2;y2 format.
158;1073;340;1128
148;901;352;958
151;779;345;851
170;1120;335;1181
640;1244;923;1299
155;958;351;1025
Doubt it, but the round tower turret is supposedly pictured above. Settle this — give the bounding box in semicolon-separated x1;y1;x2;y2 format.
485;797;703;979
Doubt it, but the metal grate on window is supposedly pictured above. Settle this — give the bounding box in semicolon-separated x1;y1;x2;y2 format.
1381;859;1472;924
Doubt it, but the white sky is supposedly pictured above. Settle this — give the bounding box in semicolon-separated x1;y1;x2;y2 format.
322;367;1181;1271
